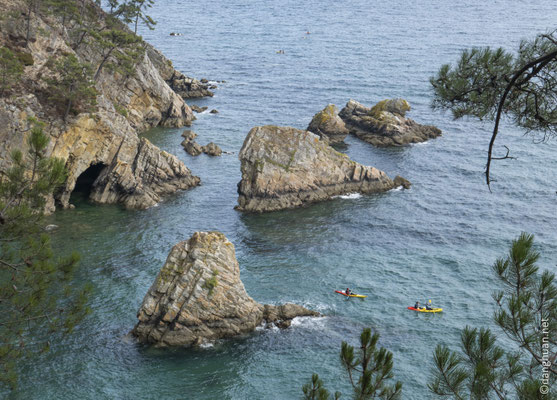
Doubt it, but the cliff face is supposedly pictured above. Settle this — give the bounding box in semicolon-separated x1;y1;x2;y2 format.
0;0;211;210
133;232;318;347
339;99;442;147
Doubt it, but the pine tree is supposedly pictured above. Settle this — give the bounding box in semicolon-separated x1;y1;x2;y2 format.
430;30;557;187
429;233;556;399
0;47;23;96
43;53;97;121
302;328;402;400
0;119;91;391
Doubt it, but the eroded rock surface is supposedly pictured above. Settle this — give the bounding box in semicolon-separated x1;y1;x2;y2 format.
307;104;349;143
0;0;205;210
132;231;318;346
237;126;400;212
339;99;441;146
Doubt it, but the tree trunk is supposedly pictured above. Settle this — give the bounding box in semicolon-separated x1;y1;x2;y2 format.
94;49;115;81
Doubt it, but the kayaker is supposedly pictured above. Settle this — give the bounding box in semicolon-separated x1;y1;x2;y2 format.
414;301;421;309
345;288;351;295
425;302;433;310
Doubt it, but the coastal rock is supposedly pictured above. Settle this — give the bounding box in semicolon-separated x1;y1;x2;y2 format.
307;104;349;143
181;130;198;142
210;109;219;114
202;142;222;156
236;126;400;213
132;231;319;347
0;0;203;210
339;99;442;147
190;105;208;113
183;141;203;156
393;175;411;189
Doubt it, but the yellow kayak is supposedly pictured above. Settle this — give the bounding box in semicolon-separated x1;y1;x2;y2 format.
408;306;442;313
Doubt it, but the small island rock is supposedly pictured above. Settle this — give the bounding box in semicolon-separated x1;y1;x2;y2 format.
202;142;222;156
132;231;319;347
307;104;349;143
236;126;402;212
339;99;441;147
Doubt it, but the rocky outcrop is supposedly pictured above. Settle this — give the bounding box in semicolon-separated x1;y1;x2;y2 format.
132;232;319;347
339;99;442;146
236;126;400;213
202;142;222;156
0;0;208;210
393;175;411;189
307;104;349;143
181;131;222;157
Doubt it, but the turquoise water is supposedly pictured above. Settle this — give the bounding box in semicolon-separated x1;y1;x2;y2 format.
11;1;557;399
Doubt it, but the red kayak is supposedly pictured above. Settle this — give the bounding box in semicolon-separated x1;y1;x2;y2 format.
407;306;442;313
335;290;367;298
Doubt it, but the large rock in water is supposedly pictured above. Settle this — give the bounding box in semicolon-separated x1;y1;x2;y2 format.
132;232;319;347
307;104;349;143
339;99;442;146
236;126;399;212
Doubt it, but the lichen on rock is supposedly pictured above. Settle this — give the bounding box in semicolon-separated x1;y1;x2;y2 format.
236;125;403;213
339;99;441;147
132;231;319;347
307;104;349;143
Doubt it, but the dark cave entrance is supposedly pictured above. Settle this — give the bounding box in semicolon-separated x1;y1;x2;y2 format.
70;163;106;202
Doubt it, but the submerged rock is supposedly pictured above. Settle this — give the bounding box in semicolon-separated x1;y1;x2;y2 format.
132;231;319;347
339;99;441;146
393;175;411;189
307;104;349;143
236;126;401;213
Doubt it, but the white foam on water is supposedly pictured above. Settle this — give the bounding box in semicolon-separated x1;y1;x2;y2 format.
391;186;403;192
333;193;362;200
290;316;328;329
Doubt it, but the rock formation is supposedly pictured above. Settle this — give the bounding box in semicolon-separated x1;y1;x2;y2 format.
339;99;442;146
307;104;349;143
0;0;210;211
133;231;318;347
202;142;222;156
236;126;401;212
181;131;222;157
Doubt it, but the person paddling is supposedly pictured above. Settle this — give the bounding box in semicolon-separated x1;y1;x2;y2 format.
414;301;421;309
345;288;352;295
425;300;433;310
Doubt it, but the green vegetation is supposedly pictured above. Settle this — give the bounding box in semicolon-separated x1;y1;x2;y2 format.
114;103;128;116
202;270;219;296
303;327;402;400
430;30;557;186
0;47;23;96
429;233;556;398
44;53;97;121
0;120;91;391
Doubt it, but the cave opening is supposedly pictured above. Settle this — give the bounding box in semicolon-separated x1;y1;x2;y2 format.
70;163;106;202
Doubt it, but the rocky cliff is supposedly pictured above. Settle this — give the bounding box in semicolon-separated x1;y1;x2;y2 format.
133;231;319;347
236;126;401;213
0;0;211;210
339;99;442;146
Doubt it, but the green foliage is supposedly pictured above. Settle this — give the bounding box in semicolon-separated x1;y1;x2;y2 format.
114;103;128;117
0;47;24;96
110;0;156;34
44;53;97;121
0;120;91;391
429;233;556;399
430;30;557;186
303;328;402;400
14;51;34;66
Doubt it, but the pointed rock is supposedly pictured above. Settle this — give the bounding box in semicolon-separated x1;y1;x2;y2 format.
307;104;349;143
132;232;319;347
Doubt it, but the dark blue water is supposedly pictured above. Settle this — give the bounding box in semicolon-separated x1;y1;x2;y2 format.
12;1;557;399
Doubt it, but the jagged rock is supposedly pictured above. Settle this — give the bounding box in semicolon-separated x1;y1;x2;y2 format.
190;105;208;113
202;142;222;156
0;0;202;211
210;109;219;114
339;99;442;147
307;104;349;143
183;141;203;156
181;130;198;141
394;175;411;189
200;78;209;84
132;231;319;347
236;126;401;212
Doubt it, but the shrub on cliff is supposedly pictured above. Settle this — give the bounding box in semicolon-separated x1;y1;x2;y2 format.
0;120;91;391
0;47;23;96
